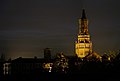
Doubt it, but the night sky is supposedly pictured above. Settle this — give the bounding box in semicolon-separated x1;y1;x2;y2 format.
0;0;120;60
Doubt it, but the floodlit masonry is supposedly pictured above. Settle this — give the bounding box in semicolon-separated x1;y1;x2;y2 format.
75;9;92;58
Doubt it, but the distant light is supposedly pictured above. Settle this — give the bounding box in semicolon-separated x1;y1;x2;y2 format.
49;67;52;72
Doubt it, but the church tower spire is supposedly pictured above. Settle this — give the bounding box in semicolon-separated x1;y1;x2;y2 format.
79;9;89;35
81;9;86;19
75;9;92;58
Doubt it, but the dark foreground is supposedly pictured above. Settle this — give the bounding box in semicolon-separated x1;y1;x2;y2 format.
1;72;120;81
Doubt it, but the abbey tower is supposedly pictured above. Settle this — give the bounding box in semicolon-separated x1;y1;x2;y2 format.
75;9;92;58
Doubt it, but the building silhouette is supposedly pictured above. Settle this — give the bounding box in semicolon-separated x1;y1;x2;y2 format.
44;48;51;60
0;53;5;79
75;9;92;58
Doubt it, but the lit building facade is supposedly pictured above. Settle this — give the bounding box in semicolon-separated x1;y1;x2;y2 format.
75;9;92;58
3;62;11;75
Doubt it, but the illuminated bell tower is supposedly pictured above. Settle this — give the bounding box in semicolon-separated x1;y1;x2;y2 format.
75;9;92;58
